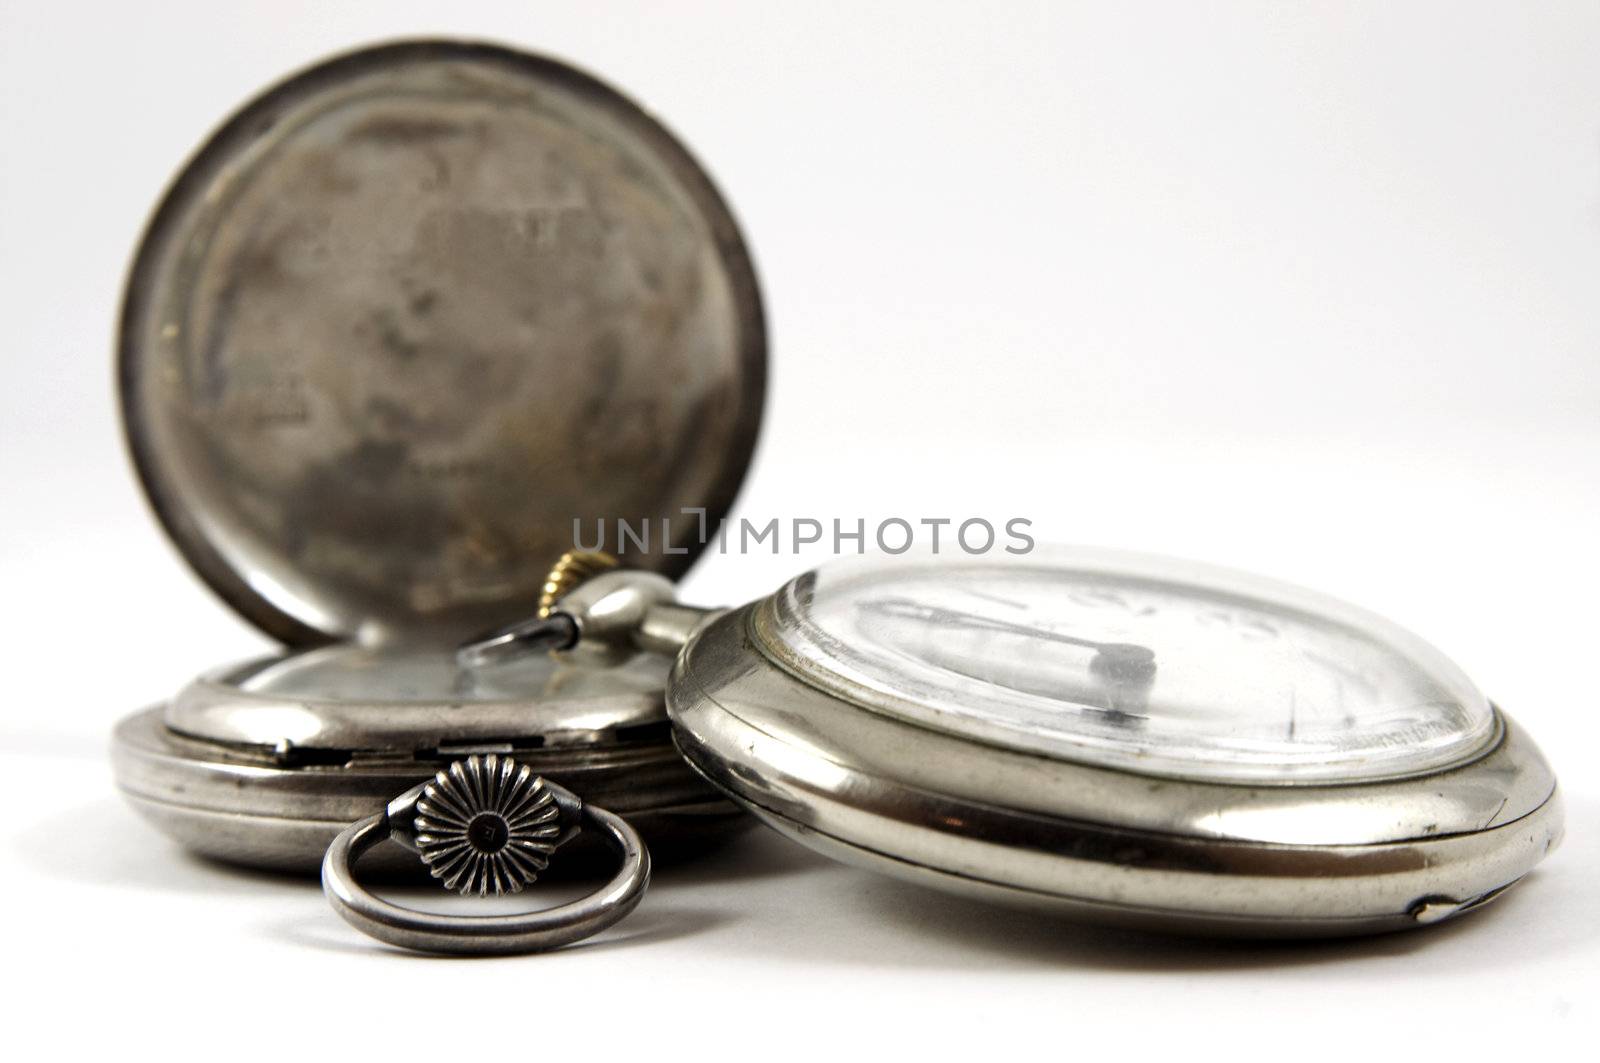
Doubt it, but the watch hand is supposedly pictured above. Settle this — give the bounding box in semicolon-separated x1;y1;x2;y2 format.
457;614;580;669
858;598;1157;685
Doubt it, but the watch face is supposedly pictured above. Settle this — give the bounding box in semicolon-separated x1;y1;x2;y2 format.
757;550;1498;783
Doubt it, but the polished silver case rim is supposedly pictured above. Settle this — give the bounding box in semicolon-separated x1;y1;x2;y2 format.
115;643;741;873
667;603;1564;936
114;706;738;874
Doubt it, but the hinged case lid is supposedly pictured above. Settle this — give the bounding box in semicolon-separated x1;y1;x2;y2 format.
120;40;765;647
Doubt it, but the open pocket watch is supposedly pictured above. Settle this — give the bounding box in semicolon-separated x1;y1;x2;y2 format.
110;39;765;948
449;547;1562;945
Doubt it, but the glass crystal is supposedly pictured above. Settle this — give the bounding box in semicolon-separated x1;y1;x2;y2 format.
760;549;1497;783
231;643;667;704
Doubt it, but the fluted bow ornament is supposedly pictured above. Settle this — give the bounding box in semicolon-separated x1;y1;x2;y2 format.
411;755;566;896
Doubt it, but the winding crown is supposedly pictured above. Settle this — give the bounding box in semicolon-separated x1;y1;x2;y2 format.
537;550;620;618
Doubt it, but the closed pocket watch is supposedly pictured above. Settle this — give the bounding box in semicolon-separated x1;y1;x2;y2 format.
110;39;766;942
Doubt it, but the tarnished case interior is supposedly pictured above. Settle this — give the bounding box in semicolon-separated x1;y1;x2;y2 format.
120;40;764;646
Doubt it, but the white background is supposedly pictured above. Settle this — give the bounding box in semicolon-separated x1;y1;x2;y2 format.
2;1;1597;1058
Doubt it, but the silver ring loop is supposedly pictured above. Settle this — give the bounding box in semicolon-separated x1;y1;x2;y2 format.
323;801;650;955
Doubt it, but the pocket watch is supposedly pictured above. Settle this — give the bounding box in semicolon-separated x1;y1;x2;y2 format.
110;38;765;929
445;547;1562;946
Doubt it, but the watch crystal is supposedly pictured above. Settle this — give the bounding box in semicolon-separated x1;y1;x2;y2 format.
758;550;1497;783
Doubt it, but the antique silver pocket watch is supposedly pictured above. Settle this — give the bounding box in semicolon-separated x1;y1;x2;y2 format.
110;40;765;940
453;549;1562;946
111;39;1561;956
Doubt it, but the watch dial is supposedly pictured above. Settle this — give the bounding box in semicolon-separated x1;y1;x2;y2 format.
758;550;1497;783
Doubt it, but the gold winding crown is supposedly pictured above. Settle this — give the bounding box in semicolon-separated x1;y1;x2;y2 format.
537;550;620;617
